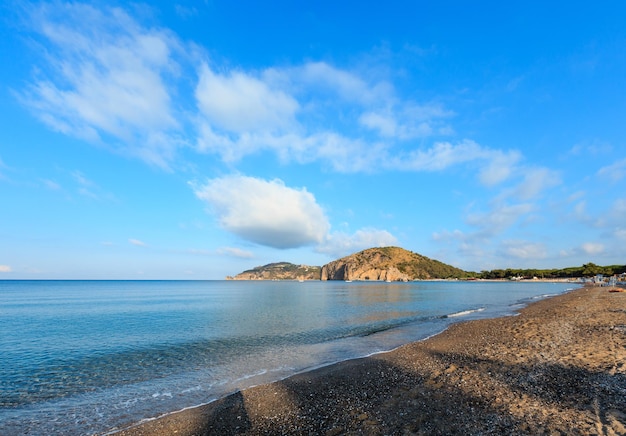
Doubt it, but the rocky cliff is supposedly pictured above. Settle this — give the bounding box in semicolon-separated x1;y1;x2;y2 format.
320;246;468;281
227;262;321;280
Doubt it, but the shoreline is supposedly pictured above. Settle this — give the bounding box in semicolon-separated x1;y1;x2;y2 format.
114;286;625;435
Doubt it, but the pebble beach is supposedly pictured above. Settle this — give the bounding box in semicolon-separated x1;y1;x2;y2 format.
115;285;626;435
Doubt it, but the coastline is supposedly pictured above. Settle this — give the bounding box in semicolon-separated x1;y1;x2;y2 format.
114;286;626;435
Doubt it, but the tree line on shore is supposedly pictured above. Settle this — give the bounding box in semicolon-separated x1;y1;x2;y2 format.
475;263;626;280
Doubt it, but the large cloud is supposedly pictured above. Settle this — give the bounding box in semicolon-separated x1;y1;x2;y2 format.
194;175;329;249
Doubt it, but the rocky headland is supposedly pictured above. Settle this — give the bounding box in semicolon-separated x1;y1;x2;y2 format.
228;247;470;282
320;246;469;281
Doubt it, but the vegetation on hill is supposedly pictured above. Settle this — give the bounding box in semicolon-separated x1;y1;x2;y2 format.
322;246;471;280
385;247;470;279
227;262;321;280
366;246;470;279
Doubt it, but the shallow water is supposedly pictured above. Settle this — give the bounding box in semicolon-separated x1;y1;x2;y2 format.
0;280;575;435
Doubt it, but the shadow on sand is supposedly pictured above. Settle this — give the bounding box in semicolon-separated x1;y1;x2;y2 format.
151;348;624;435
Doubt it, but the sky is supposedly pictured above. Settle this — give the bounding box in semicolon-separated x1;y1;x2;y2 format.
1;1;625;279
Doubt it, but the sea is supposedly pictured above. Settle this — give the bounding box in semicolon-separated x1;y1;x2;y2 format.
0;279;577;435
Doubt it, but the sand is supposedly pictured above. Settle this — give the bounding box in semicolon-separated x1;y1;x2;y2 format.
114;286;626;435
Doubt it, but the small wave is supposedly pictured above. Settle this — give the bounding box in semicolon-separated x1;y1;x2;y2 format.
531;293;557;299
442;308;485;318
512;293;557;307
181;385;202;394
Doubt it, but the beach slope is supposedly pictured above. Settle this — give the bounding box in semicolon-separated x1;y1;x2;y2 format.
116;286;626;435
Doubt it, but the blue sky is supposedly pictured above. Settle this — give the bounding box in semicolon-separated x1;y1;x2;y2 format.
1;1;625;279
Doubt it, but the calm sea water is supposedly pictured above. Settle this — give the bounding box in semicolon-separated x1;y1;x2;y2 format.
0;280;576;435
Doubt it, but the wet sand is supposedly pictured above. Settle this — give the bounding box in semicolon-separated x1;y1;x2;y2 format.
115;286;626;435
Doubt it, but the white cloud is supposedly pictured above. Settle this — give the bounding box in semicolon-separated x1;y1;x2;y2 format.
0;265;12;273
194;61;511;179
573;200;589;221
598;158;626;182
500;240;547;259
195;63;299;134
432;229;465;242
569;141;612;157
317;228;398;258
15;0;549;219
404;141;484;171
430;201;536;268
70;170;114;200
185;249;212;256
478;149;523;186
614;228;626;241
359;112;398;137
174;4;198;18
599;198;626;231
42;179;61;190
21;2;527;185
129;238;147;247
0;156;11;181
465;202;534;238
359;103;452;140
510;167;561;200
21;3;181;169
193;175;330;249
581;242;604;255
216;247;255;259
296;61;386;104
391;140;521;186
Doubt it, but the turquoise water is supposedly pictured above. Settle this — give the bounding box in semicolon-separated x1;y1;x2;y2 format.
0;280;575;435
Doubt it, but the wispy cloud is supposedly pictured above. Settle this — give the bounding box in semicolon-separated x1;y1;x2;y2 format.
216;247;255;259
465;202;535;240
20;3;533;189
41;178;61;190
70;170;115;200
388;140;522;185
0;156;13;182
499;240;547;260
0;265;12;273
129;238;147;247
174;4;198;19
598;158;626;182
20;2;182;169
581;242;604;255
196;63;299;134
508;167;561;200
569;141;612;157
193;61;505;179
316;228;398;259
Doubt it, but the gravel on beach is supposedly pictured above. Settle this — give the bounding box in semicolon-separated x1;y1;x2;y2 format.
115;286;626;435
